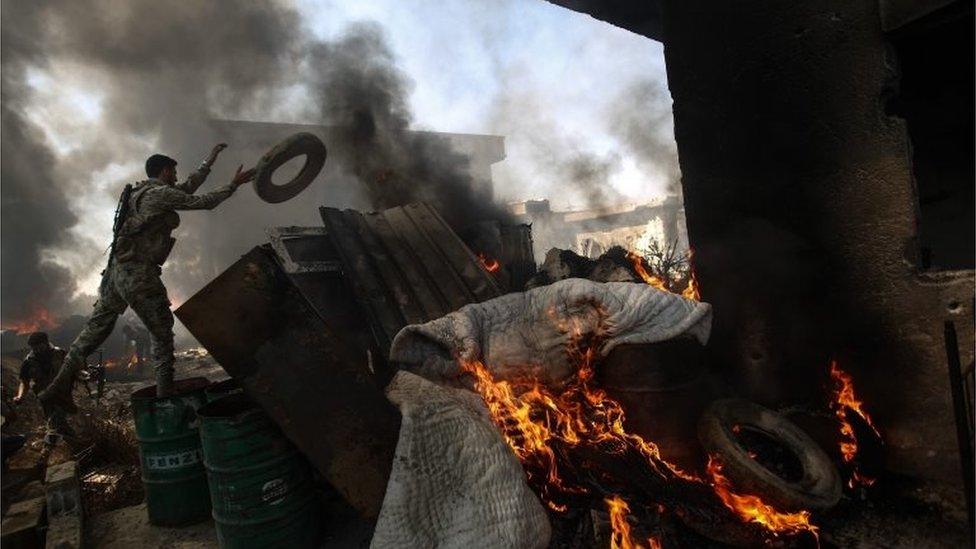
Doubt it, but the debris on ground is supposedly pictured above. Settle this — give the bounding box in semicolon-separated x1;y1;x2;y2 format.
1;350;228;519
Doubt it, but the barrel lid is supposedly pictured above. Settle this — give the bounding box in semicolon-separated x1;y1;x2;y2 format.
131;377;211;401
197;393;260;420
205;377;241;395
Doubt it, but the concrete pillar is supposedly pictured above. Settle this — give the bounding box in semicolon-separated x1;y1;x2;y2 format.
661;0;973;491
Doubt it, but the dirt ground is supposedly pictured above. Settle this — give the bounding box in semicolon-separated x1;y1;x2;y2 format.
87;503;218;548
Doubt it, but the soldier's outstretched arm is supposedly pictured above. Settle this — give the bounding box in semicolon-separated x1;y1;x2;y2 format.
157;165;255;211
176;143;227;194
157;184;237;211
175;165;211;195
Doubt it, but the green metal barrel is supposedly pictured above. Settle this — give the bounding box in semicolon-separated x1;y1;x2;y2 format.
205;378;244;402
131;377;212;526
197;394;320;548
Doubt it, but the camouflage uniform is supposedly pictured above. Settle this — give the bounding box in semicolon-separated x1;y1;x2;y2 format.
49;165;238;398
20;345;74;438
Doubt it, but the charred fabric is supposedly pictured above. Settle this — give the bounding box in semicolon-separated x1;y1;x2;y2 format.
173;187;886;547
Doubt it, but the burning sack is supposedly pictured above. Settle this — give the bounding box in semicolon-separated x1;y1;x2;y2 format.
372;278;711;549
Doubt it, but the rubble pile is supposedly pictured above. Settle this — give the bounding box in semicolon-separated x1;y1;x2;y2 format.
527;246;641;289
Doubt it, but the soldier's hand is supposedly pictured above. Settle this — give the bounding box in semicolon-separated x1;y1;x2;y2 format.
12;395;23;405
230;165;256;187
207;143;228;164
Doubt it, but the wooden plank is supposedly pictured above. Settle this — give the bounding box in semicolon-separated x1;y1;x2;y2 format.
321;207;403;351
363;211;449;321
347;211;427;326
403;203;502;302
381;206;473;312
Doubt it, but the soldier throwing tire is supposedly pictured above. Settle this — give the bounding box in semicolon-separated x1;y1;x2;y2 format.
39;144;254;403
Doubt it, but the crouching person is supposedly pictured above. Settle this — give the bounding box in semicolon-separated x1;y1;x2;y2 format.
14;332;75;443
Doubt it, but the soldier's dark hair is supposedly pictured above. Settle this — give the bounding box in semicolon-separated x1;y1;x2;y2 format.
27;332;48;345
145;154;178;178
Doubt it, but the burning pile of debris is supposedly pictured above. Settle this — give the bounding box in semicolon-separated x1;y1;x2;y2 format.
157;199;890;548
0;190;897;548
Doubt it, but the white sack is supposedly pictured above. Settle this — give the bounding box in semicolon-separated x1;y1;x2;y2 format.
371;278;712;549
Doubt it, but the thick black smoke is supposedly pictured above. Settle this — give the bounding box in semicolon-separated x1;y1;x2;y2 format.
607;79;680;193
1;2;86;327
1;0;305;327
1;2;509;329
560;153;625;210
307;23;514;228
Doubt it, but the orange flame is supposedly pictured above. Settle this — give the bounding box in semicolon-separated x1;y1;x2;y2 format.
459;305;816;540
3;306;58;334
707;457;818;538
626;252;669;292
477;252;501;273
681;273;699;301
681;249;700;301
829;360;881;487
606;496;661;549
627;251;700;301
459;303;698;511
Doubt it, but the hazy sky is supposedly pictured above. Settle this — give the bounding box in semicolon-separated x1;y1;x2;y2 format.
14;0;673;303
295;0;673;207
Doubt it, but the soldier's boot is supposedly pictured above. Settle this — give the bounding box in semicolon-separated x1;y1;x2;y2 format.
46;407;76;442
37;354;82;413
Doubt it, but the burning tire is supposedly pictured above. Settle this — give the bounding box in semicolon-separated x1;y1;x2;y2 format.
253;132;327;203
698;398;842;511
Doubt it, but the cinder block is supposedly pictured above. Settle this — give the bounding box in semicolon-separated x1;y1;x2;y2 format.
1;496;46;549
44;461;80;518
45;514;82;549
43;461;83;549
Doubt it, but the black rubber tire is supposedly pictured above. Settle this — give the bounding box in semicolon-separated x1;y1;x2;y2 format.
253;132;327;203
698;398;842;511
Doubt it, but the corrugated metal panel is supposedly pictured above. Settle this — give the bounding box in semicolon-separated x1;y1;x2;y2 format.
321;202;503;354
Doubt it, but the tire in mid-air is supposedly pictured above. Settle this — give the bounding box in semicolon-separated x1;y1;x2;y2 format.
253;132;327;204
698;398;842;511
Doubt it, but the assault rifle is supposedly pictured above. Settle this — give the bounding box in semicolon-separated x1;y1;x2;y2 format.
107;183;134;267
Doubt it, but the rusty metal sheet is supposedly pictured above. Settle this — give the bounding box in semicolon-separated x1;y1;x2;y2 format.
401;202;502;302
379;206;473;311
319;202;504;358
266;226;341;275
266;226;377;364
346;212;427;327
364;210;450;321
321;208;405;354
174;246;400;520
